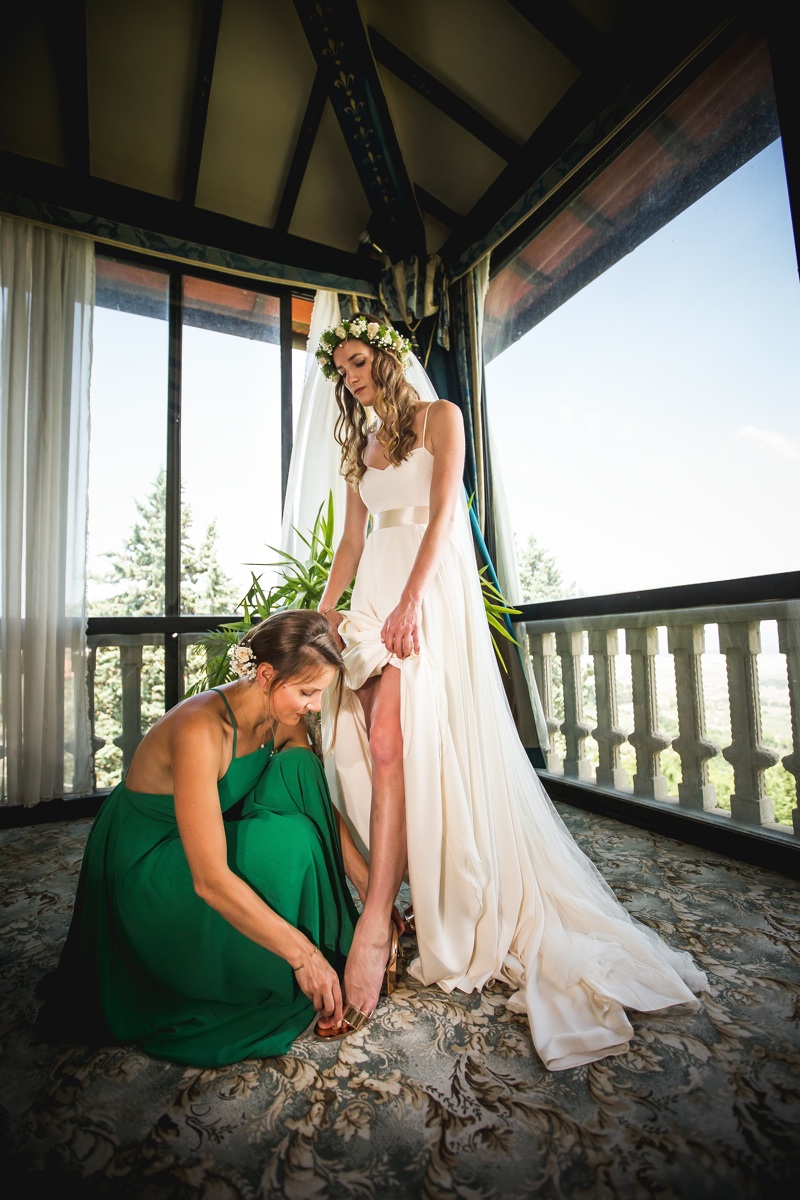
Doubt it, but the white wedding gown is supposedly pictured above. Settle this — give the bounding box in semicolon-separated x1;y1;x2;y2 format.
324;415;707;1071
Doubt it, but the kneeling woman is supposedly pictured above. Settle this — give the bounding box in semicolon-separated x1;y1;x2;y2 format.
37;610;364;1066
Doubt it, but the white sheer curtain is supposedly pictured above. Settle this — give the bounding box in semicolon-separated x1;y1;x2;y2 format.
0;217;94;806
280;289;347;556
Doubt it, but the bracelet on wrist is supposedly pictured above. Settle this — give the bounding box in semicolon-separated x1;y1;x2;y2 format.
321;606;337;617
292;946;319;972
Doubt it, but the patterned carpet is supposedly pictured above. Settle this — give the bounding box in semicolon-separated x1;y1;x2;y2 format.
1;804;798;1200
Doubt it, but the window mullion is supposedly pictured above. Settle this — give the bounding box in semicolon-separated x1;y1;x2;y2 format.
164;271;183;710
280;292;293;507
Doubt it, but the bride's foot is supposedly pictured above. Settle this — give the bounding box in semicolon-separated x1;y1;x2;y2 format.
314;921;401;1040
343;916;395;1018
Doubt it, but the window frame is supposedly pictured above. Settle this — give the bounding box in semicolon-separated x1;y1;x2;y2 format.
89;245;313;712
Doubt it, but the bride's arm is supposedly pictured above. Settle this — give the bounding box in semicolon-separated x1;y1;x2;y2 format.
318;485;369;642
381;400;465;658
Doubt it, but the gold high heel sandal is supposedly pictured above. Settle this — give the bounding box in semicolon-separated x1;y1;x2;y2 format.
315;926;402;1040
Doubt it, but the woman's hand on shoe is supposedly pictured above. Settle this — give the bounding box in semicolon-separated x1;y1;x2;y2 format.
293;947;343;1025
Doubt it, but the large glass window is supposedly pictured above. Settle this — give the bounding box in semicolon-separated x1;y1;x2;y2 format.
86;253;306;788
485;31;800;603
88;259;169;616
181;279;282;611
484;31;799;830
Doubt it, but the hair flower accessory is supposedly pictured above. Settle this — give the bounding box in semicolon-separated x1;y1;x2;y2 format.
316;317;412;382
230;642;258;682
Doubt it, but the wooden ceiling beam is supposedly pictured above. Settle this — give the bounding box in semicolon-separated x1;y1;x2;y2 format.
414;185;461;231
368;28;519;162
47;0;90;176
504;0;606;72
182;0;223;207
292;0;425;262
274;67;328;236
0;150;381;294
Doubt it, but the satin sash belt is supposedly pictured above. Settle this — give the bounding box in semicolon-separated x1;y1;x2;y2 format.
372;505;430;530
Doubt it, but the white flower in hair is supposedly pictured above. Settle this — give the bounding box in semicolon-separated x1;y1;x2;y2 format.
315;316;413;383
231;643;258;682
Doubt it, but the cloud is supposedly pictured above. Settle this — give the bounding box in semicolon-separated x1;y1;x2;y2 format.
735;425;800;460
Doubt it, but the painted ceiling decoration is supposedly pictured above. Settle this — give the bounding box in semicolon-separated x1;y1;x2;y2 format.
0;1;766;312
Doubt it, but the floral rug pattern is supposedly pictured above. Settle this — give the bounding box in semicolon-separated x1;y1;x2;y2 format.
1;806;798;1199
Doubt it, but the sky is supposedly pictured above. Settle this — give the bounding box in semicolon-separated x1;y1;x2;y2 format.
87;139;800;610
87;311;307;608
485;138;800;598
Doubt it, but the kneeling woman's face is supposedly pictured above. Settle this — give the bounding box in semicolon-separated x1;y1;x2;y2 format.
271;666;338;726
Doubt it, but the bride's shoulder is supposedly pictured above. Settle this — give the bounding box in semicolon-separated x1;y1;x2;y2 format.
425;398;463;431
421;399;464;452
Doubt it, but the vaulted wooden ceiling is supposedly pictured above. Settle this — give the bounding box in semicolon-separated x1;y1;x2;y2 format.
0;1;757;295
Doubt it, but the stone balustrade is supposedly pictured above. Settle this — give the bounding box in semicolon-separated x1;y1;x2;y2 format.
87;632;206;785
87;606;800;844
523;601;800;841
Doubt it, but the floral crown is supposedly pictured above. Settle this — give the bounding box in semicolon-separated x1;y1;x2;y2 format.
230;641;258;682
315;316;412;382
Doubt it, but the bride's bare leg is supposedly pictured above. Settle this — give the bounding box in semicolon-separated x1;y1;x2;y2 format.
344;665;406;1016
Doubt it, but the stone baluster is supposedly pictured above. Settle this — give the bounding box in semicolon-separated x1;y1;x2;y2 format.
718;620;778;825
668;624;718;811
527;630;562;772
179;634;191;699
588;628;628;790
555;630;593;780
624;626;671;799
777;616;800;837
86;646;106;763
113;642;144;771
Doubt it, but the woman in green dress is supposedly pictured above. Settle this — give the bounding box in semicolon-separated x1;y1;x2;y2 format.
37;609;367;1066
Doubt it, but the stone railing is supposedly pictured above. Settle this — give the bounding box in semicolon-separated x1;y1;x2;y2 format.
522;600;799;841
87;630;210;783
86;601;800;845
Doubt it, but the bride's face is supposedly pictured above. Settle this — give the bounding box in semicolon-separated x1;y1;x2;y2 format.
332;340;377;409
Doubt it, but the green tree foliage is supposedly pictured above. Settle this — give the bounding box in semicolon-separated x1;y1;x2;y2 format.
516;533;578;602
515;534;586;723
90;470;238;788
91;468;238;616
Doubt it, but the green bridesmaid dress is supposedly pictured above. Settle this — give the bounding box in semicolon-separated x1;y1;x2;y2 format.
37;689;358;1067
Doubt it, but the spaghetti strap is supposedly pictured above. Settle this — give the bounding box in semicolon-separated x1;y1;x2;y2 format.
421;402;432;450
211;687;237;757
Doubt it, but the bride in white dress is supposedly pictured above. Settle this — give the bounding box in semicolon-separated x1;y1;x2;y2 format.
314;313;707;1071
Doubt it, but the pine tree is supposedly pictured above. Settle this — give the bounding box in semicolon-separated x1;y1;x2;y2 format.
89;470;239;787
516;533;575;602
92;468;238;616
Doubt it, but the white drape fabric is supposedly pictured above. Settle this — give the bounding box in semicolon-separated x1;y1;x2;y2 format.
0;217;94;806
280;290;348;558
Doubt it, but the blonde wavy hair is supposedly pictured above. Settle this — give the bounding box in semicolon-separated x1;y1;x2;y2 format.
332;313;421;488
